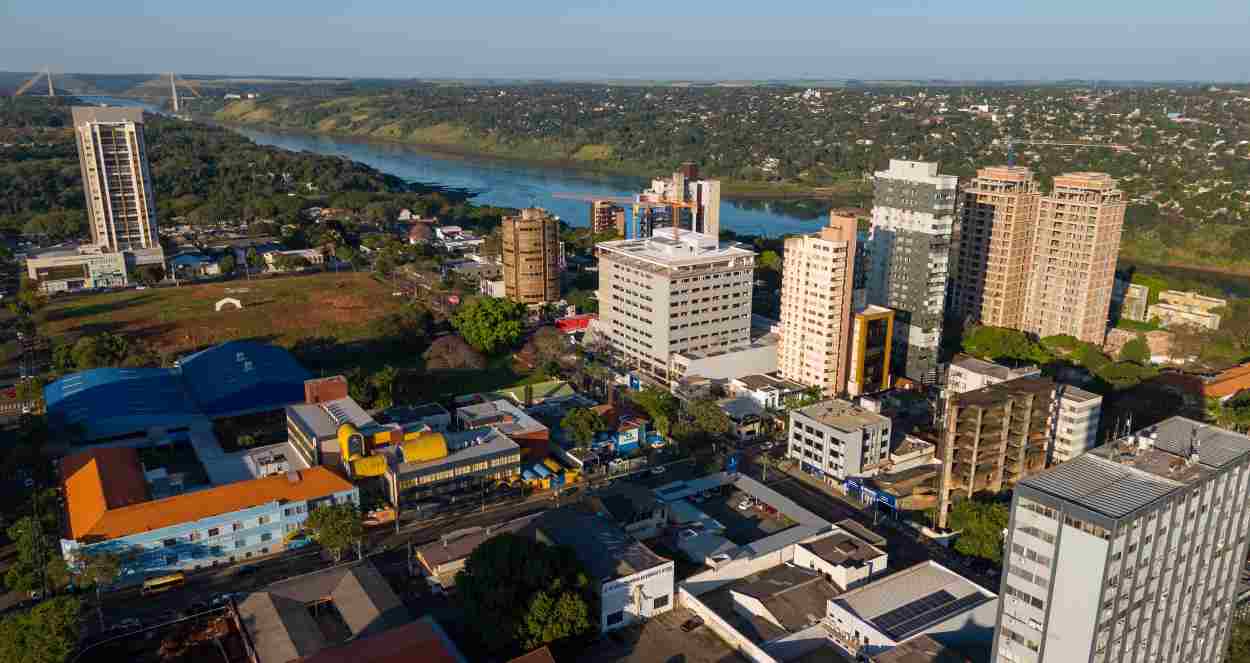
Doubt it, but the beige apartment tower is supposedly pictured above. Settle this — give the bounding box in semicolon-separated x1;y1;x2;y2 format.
1023;173;1126;343
72;106;159;252
778;214;858;396
501;208;560;304
951;166;1040;329
591;200;627;237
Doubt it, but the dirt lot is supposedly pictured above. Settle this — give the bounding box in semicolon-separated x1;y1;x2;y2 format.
40;272;402;360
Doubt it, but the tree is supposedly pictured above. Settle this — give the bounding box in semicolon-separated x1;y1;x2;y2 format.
423;335;487;371
72;550;122;630
4;516;49;594
947;497;1010;562
237;434;258;448
346;367;378;408
962;326;1051;364
69;332;129;370
561;407;608;446
757;249;782;272
457;533;593;655
305;503;363;563
135;264;165;285
1119;335;1151;364
627;387;678;436
0;595;82;663
521;326;570;372
370;365;400;409
451;297;526;355
218;253;237;275
245;247;264;273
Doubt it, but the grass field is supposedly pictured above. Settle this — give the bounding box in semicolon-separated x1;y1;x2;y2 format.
39;272;405;361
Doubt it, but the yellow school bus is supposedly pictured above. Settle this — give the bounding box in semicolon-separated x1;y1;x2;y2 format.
140;572;185;596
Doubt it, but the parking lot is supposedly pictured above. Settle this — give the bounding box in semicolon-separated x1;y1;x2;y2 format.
694;488;794;546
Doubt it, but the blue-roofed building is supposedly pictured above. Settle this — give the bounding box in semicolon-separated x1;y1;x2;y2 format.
45;341;312;444
178;341;311;417
44;368;204;443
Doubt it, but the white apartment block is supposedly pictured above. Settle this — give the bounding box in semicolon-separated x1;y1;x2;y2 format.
945;355;1041;396
788;399;892;484
867;160;958;385
994;417;1250;663
778;214;858;395
1049;385;1103;464
596;227;755;381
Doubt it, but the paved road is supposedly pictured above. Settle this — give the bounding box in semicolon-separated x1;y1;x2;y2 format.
738;448;1002;591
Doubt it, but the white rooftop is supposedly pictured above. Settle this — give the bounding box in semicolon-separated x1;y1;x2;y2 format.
597;227;755;270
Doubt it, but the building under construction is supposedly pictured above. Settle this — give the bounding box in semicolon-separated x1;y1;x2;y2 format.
590;200;627;237
936;375;1055;528
636;163;721;239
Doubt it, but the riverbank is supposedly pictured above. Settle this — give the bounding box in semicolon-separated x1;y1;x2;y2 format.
203;112;864;202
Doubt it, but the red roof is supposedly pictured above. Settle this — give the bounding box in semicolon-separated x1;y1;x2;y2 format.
299;617;466;663
555;314;596;333
61;448;149;540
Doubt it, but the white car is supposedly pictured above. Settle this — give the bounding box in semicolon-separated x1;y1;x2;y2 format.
737;498;756;510
760;441;774;451
650;466;666;475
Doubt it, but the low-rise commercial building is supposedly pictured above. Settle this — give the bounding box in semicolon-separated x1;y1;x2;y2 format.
828;561;998;660
383;429;522;509
25;244;128;293
788;399;893;484
793;529;888;591
413;513;542;590
1148;289;1227;330
593;482;669;540
729;373;808;410
59;447;357;583
527;507;675;632
455;398;550;460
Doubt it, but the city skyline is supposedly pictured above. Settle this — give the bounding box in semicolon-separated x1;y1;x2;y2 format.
3;1;1250;81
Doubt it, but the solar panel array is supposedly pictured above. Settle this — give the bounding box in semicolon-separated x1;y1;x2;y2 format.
872;589;988;641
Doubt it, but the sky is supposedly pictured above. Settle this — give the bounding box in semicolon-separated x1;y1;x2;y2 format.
3;0;1249;81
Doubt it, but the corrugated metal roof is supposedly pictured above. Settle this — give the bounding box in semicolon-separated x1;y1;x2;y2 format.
178;341;310;416
1021;417;1250;518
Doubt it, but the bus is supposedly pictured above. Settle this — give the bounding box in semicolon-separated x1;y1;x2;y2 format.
140;572;185;596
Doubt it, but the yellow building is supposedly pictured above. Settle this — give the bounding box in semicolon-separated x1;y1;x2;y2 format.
847;306;894;397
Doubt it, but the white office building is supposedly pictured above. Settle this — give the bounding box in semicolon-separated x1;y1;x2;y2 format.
993;417;1250;663
596;227;755;381
788;399;892;484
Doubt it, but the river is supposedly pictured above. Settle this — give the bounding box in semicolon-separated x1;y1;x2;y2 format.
79;95;831;236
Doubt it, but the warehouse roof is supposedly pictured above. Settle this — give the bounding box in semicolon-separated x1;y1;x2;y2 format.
833;562;993;642
44;367;202;440
64;465;354;543
178;341;310;417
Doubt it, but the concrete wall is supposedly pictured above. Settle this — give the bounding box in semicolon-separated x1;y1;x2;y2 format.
1038;527;1105;663
681;545;798;596
678;586;779;663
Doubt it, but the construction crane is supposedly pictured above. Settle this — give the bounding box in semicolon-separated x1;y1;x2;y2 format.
166;72;201;112
552;192;696;239
1005;138;1129;167
14;67;54;96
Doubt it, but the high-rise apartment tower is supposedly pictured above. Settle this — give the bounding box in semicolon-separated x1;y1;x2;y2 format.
778;214;858;395
590;200;627;237
993;417;1250;663
1022;173;1126;344
596;227;755;380
950;166;1041;330
72;106;159;252
501;208;561;304
866;160;958;385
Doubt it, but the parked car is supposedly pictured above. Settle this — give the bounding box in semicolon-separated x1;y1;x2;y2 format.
678;528;700;541
650;466;667;475
737;498;755;510
760;441;774;451
116;617;142;631
681;616;704;632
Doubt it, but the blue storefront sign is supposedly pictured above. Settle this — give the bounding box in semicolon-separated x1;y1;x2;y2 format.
876;491;897;509
628;374;642;391
726;454;740;474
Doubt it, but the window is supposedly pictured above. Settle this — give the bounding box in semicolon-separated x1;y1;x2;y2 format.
258;516;269;525
208;528;220;537
163;538;177;548
653;595;669;610
232;521;243;532
606;611;625;626
260;532;273;542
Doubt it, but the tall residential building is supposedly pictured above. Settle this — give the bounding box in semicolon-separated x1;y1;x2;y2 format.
501;208;560;304
637;163;721;238
72;106;159;253
992;417;1250;663
1023;173;1126;344
937;376;1055;529
1048;384;1103;464
951;166;1041;330
590;200;626;237
596;227;755;381
866;160;958;385
779;214;858;395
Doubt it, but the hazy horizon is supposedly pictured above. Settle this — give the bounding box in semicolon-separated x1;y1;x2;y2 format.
4;0;1250;82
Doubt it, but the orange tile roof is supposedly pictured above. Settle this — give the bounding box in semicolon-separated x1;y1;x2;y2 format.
68;465;355;543
61;447;150;540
